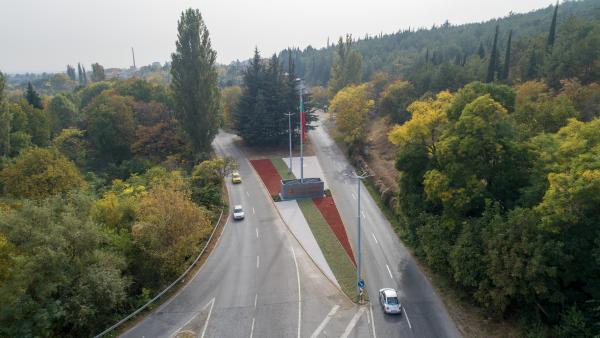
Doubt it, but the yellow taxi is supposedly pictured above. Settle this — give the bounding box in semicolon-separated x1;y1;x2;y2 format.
231;171;242;184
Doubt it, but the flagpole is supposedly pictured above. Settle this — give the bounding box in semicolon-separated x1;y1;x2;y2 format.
299;81;304;183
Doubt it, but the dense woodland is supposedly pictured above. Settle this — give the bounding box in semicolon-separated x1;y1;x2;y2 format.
314;1;600;336
2;0;600;336
0;9;226;337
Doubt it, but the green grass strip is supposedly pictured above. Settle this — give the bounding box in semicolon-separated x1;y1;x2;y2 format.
297;198;357;300
271;157;296;180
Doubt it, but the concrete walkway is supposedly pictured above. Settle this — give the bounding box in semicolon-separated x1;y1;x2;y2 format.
275;200;339;288
281;156;329;189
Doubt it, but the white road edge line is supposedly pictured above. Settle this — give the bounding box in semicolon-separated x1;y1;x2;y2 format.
256;228;259;238
200;297;215;338
340;307;366;338
372;233;378;244
256;256;260;269
386;264;393;280
351;193;356;200
309;305;340;338
252;207;255;215
291;246;302;338
250;317;255;338
403;307;412;329
370;303;377;338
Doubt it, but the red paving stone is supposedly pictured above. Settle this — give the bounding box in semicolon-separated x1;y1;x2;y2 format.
250;159;282;196
313;196;356;266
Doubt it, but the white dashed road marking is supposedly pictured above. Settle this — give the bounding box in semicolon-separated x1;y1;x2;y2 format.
386;264;393;280
340;307;366;338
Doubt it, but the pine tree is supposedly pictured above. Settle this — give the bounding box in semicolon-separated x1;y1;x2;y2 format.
501;30;513;80
547;3;558;48
66;65;76;81
425;48;430;64
234;48;264;144
77;63;84;85
486;25;500;83
170;8;220;157
25;82;43;109
478;42;485;59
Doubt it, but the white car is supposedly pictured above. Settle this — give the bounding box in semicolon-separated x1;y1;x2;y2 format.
233;205;245;220
379;288;402;314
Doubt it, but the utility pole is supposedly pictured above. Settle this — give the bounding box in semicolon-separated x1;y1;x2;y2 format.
284;112;294;174
131;47;136;69
345;171;371;302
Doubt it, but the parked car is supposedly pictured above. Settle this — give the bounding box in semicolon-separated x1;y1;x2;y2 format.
379;288;402;314
233;205;245;220
231;172;242;184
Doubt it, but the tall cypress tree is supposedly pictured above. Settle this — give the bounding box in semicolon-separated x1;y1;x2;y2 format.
478;42;485;59
0;71;10;156
486;25;499;83
82;66;88;85
501;30;513;80
66;65;76;81
77;63;84;85
171;8;220;157
26;82;43;109
547;3;558;48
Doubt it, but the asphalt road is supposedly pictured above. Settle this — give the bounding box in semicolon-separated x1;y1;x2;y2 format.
309;112;462;338
121;131;371;338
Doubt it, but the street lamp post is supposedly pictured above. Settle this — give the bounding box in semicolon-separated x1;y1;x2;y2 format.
284;112;294;174
296;78;304;182
345;171;371;303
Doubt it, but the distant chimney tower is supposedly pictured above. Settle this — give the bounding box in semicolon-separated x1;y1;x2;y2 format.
131;47;136;69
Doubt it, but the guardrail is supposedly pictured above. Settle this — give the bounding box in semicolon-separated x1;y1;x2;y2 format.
94;207;225;338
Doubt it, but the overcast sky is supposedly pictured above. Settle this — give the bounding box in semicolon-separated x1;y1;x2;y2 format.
0;0;554;73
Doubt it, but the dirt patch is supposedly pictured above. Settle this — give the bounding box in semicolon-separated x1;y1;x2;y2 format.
313;196;356;266
365;116;399;193
250;159;282;196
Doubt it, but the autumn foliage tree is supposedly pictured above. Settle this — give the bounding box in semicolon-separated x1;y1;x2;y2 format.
0;147;85;199
330;84;373;153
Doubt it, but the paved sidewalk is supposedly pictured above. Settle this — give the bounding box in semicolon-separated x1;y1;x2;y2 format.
275;200;339;288
281;156;329;189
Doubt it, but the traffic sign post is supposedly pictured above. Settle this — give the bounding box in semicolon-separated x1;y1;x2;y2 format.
358;279;365;288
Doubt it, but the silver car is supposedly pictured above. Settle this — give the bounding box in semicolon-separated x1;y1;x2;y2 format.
233;205;245;220
379;288;402;314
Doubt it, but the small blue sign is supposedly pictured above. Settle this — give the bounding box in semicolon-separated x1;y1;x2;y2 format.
358;279;365;288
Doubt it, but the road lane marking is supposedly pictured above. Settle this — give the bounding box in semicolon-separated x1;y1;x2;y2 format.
351;193;356;200
340;307;366;338
372;233;378;244
403;307;412;329
246;191;250;197
361;211;366;219
370;303;377;338
252;207;255;215
386;264;393;280
200;297;215;338
254;294;258;308
309;305;340;338
256;228;259;238
291;246;301;338
256;256;260;269
250;317;255;338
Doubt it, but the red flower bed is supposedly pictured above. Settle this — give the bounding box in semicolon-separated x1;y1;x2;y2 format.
250;159;282;196
313;196;356;266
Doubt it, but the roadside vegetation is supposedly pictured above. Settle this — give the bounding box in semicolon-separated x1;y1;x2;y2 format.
0;8;228;337
264;1;599;336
